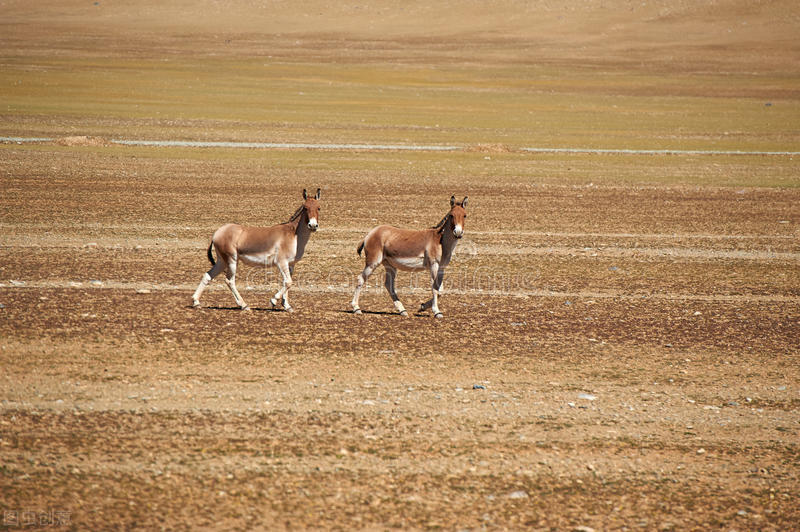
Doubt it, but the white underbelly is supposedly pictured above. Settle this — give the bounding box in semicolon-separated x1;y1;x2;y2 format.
387;256;426;271
239;253;277;267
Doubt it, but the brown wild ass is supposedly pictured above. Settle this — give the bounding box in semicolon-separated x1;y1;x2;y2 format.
351;195;468;318
192;189;321;312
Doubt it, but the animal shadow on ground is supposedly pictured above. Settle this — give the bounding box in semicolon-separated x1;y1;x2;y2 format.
194;305;285;312
338;309;405;316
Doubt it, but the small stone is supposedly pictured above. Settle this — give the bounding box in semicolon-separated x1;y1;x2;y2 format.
89;280;103;286
362;400;375;405
507;490;529;499
567;402;576;408
693;311;702;316
737;510;748;516
135;289;151;294
9;280;25;286
55;399;64;404
574;527;596;532
83;242;98;248
578;393;597;401
777;385;786;391
697;448;706;455
473;384;486;390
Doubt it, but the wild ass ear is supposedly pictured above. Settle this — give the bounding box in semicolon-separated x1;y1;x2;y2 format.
303;188;308;200
315;188;321;200
450;195;456;207
462;196;468;208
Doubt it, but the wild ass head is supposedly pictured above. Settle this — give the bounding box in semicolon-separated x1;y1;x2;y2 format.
449;195;468;239
301;188;322;232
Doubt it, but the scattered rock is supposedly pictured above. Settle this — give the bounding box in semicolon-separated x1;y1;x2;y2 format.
507;490;529;499
473;384;486;390
697;448;706;455
89;280;103;286
83;242;98;248
578;393;597;401
9;280;25;286
135;289;151;294
574;526;596;532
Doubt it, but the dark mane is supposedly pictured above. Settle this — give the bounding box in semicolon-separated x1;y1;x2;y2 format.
431;213;450;233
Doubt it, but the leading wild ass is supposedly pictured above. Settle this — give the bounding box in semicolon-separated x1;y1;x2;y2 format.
192;188;321;312
351;195;468;318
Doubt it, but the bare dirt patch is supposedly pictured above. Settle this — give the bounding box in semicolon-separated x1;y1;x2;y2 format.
2;147;798;529
53;135;110;147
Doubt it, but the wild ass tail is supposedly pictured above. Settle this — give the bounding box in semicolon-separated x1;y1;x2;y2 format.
356;239;365;256
206;241;216;266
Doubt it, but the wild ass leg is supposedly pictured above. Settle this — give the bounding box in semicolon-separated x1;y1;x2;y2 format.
384;266;407;316
271;260;294;312
192;260;225;307
223;258;249;310
351;260;379;314
419;268;445;313
429;261;443;318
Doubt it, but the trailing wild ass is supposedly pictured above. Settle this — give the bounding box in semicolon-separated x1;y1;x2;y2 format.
192;188;321;312
351;195;468;318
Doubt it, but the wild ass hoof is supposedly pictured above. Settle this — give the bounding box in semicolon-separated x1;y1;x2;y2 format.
353;308;362;315
434;312;444;319
270;298;279;309
284;306;294;313
241;305;251;311
192;300;201;308
399;310;409;317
